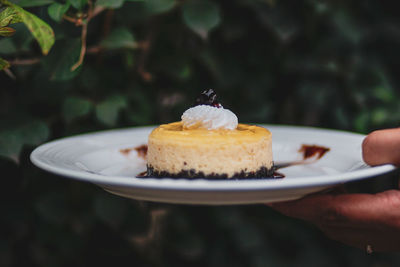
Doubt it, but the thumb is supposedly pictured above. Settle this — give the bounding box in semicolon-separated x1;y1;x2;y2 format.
362;128;400;166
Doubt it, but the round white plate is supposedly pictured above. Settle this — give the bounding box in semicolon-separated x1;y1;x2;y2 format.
30;125;395;205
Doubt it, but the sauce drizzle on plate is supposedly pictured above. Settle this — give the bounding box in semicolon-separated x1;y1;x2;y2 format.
299;144;330;160
120;144;148;159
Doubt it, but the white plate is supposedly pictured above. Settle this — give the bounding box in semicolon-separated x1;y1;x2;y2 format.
30;125;395;205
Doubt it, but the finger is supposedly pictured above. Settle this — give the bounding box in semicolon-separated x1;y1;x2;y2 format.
269;193;339;222
315;185;347;195
362;128;400;166
271;190;400;252
265;186;346;207
321;225;400;252
270;191;400;228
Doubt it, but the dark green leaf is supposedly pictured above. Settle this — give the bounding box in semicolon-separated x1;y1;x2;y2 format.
94;194;128;229
43;38;82;81
371;108;388;125
332;10;363;44
5;22;34;53
17;8;55;54
0;7;22;27
47;2;70;22
101;27;136;49
144;0;176;15
372;70;394;103
354;112;369;133
0;130;22;162
8;0;54;7
67;0;87;10
373;86;394;103
182;0;220;39
21;120;50;146
0;38;17;54
0;26;15;36
334;107;350;129
0;120;49;162
96;0;125;9
62;97;93;122
250;4;299;42
123;50;135;67
3;1;55;54
0;57;10;70
35;192;67;224
95;95;127;126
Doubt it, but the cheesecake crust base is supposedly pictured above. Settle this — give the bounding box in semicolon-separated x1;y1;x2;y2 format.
146;164;276;179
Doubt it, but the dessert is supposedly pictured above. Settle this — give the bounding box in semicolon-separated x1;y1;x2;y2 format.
146;90;274;179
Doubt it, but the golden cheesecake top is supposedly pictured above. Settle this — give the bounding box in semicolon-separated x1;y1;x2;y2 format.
149;121;271;145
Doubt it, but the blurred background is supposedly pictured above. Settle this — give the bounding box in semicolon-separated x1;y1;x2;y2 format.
1;0;400;266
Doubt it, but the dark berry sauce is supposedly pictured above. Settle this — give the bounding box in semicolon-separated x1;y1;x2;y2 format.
136;171;147;178
120;144;148;159
194;89;222;108
299;144;330;160
272;170;285;178
274;144;331;170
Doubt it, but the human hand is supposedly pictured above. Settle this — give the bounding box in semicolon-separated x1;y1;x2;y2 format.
362;127;400;166
269;190;400;252
270;128;400;252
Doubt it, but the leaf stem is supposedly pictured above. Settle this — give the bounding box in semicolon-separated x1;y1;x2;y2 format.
9;58;41;65
137;18;159;82
62;14;83;25
69;1;106;71
70;21;87;71
3;68;16;80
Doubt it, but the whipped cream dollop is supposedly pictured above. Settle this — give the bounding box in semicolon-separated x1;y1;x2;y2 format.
181;105;238;130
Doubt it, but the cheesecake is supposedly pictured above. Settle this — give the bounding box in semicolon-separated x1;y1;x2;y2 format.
146;90;274;179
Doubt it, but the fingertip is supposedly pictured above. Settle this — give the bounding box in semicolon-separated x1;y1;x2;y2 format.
362;128;400;166
265;201;287;209
362;130;379;165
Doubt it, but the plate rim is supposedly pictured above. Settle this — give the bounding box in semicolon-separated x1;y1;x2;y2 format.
30;124;397;191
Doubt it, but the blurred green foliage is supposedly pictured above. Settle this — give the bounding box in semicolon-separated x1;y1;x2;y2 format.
1;0;400;266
